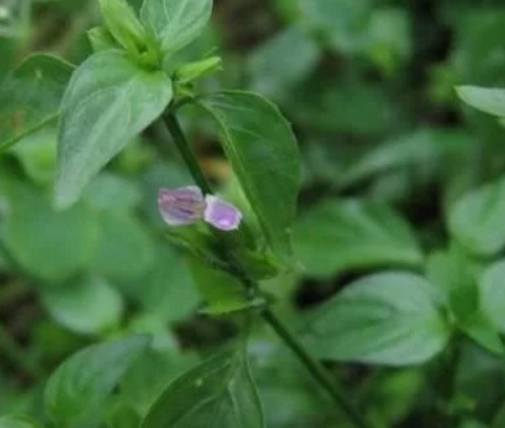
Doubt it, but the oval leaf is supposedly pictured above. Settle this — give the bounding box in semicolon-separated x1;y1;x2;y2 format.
448;177;505;256
55;50;173;209
0;416;42;428
457;86;505;117
294;199;423;279
141;349;265;428
479;260;505;334
304;272;451;365
1;194;98;284
140;0;213;56
0;54;73;154
202;91;302;264
41;276;124;335
44;335;151;428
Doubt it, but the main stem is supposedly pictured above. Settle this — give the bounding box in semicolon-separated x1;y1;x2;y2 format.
161;113;372;428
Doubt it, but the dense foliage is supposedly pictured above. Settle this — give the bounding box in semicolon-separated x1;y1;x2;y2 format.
2;1;505;428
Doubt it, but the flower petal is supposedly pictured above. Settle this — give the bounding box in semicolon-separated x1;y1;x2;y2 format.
203;195;243;231
158;186;205;226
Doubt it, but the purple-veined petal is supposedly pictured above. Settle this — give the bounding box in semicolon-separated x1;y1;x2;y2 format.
203;195;243;231
158;186;205;226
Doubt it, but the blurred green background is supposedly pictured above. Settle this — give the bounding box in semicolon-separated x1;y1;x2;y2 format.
2;0;505;427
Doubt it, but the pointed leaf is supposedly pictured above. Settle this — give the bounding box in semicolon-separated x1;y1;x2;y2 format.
140;0;213;56
0;54;73;154
304;272;451;365
202;91;301;264
45;335;150;428
141;349;265;428
457;86;505;117
55;50;173;208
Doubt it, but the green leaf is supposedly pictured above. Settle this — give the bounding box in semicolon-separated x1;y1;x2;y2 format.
10;127;57;186
141;349;265;428
187;256;251;316
0;416;42;428
98;0;151;57
140;0;213;57
202;91;301;264
294;199;423;279
479;260;505;334
457;86;505;117
55;50;173;209
90;211;155;282
120;348;198;415
41;276;124;335
304;272;451;366
248;27;320;98
45;335;151;428
0;54;73;154
141;245;199;324
87;27;119;53
448;177;505;256
0;194;98;284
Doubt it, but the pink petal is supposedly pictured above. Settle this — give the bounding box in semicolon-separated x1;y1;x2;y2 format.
158;186;205;226
203;195;243;231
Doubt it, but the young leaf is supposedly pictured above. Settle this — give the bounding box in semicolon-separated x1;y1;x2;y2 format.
98;0;151;57
0;54;73;154
202;91;302;264
457;86;505;117
45;335;151;428
140;0;213;57
41;276;124;335
55;50;173;209
304;272;451;366
294;199;423;279
448;177;505;256
0;416;42;428
141;349;265;428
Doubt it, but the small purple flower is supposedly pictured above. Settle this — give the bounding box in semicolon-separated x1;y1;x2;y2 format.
159;186;242;231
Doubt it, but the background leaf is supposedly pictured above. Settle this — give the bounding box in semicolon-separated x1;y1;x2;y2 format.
0;194;98;284
0;416;42;428
141;349;265;428
44;335;150;428
55;50;172;208
304;272;451;365
294;199;423;279
448;176;505;256
202;91;301;264
41;276;124;335
457;86;505;117
0;54;73;154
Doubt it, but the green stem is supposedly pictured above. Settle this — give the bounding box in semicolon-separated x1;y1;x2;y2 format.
161;113;373;428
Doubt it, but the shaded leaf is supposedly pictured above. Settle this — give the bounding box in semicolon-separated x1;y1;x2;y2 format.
304;272;451;365
41;276;124;335
45;335;150;428
0;54;73;154
141;349;265;428
294;199;423;279
457;86;505;117
448;177;505;256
